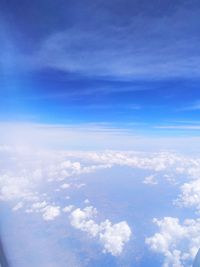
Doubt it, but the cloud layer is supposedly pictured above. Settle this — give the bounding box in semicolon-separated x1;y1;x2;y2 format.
1;145;200;265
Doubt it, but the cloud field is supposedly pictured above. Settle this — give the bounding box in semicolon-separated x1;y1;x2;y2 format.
1;145;200;266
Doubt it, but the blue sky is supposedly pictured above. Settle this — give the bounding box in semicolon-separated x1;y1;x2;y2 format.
1;0;200;138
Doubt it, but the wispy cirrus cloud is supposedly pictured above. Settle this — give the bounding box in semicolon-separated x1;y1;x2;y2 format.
180;101;200;111
2;122;200;152
156;125;200;130
1;1;200;80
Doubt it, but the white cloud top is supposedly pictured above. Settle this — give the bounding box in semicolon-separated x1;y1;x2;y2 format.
70;206;132;256
176;179;200;212
42;205;61;221
2;145;200;263
146;217;200;267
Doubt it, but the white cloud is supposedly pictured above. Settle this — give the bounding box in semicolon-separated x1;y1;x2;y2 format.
1;146;200;214
60;183;71;189
143;175;158;185
146;217;200;267
84;199;90;204
62;205;74;213
2;122;200;152
42;205;61;221
70;206;99;237
70;206;131;256
156;125;200;130
99;220;132;256
75;183;86;189
3;144;200;261
24;200;61;221
175;179;200;212
78;151;183;172
12;201;24;211
31;201;48;211
0;173;33;202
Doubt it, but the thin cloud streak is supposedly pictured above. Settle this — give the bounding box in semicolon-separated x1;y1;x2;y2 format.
1;122;200;153
1;1;200;80
156;125;200;130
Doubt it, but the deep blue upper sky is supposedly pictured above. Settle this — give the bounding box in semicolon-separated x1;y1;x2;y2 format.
1;0;200;134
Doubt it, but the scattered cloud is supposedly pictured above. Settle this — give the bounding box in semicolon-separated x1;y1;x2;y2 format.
42;205;61;221
31;201;48;211
175;179;200;213
143;175;158;185
12;201;24;211
146;217;200;267
2;145;200;262
62;205;74;213
1;145;200;204
60;183;71;189
70;206;132;256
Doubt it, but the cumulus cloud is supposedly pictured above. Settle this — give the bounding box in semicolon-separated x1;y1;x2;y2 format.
0;147;112;204
3;145;200;261
42;205;61;221
24;200;61;221
75;150;200;177
31;201;48;211
175;179;200;213
99;220;132;256
146;217;200;267
70;206;132;256
70;206;100;237
2;146;200;221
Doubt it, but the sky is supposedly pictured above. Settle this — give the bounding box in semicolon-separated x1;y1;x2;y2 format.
1;1;200;267
1;0;200;145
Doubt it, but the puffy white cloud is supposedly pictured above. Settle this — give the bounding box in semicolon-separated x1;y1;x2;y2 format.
79;151;182;172
70;206;131;256
0;148;112;205
2;146;200;205
28;201;61;221
99;220;132;256
175;180;200;213
146;217;200;267
31;201;48;211
42;205;61;221
0;173;33;201
70;206;99;237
